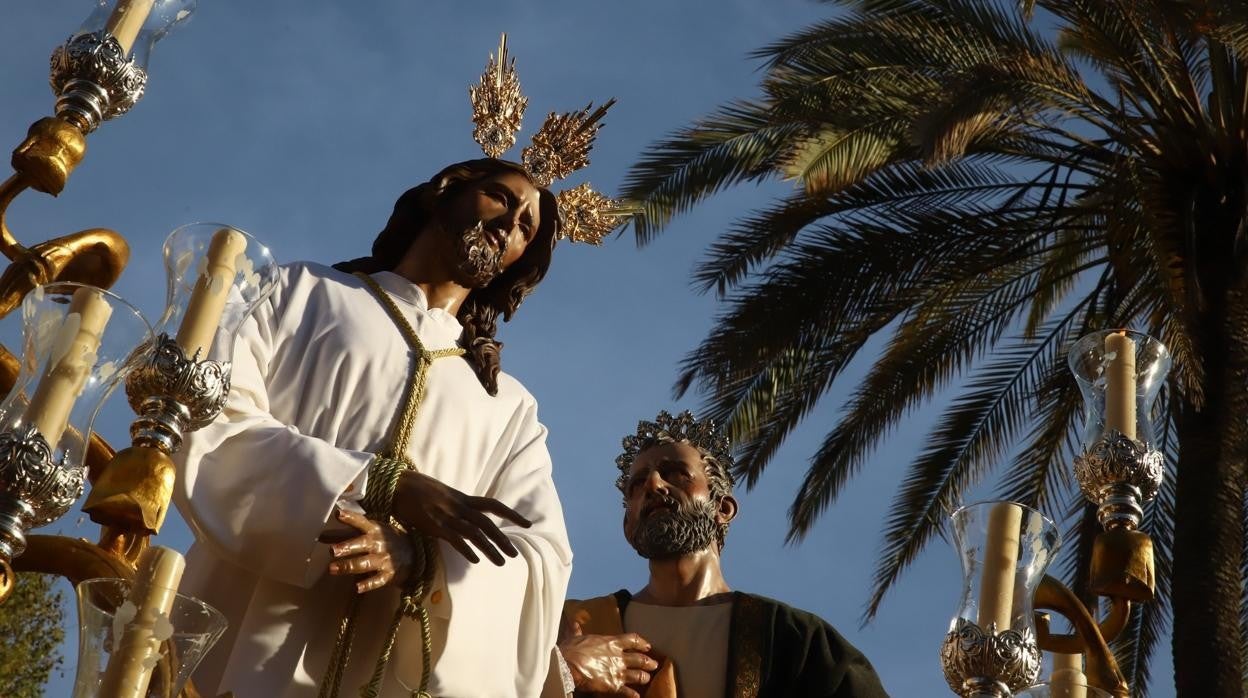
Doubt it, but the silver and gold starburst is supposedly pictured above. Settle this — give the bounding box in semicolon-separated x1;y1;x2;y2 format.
466;35;620;245
555;183;628;245
469;34;527;158
522;100;615;188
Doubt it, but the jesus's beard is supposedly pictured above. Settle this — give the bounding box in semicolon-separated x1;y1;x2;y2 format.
628;496;720;560
452;221;506;288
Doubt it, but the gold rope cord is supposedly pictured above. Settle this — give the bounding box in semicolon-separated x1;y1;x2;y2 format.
318;272;465;698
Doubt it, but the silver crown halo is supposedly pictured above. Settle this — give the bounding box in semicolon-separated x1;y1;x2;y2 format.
615;410;736;492
468;34;628;245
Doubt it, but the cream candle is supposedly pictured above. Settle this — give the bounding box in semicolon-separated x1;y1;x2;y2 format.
25;287;112;444
977;502;1023;632
1050;652;1088;698
175;228;247;360
96;545;186;698
1104;331;1137;440
104;0;157;55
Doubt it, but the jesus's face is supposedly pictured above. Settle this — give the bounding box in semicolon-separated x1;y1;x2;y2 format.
435;171;543;288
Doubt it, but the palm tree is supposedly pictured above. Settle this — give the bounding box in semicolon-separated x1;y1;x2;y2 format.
621;1;1248;695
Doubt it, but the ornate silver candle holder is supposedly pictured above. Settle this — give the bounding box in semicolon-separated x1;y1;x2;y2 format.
941;619;1042;697
0;425;83;560
0;283;149;564
1073;429;1164;530
124;333;230;454
1068;331;1171;532
941;502;1061;698
49;31;147;134
84;223;276;541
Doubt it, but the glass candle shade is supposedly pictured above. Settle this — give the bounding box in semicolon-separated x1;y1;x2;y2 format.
72;577;226;698
1068;331;1170;529
50;0;196;133
73;0;197;66
1015;682;1112;698
0;283;150;561
154;223;277;365
941;502;1062;698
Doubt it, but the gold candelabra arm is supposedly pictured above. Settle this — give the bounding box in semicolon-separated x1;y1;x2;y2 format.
0;118;131;324
1034;574;1131;697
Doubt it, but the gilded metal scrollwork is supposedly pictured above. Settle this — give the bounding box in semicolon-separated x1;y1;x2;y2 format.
49;31;148;133
126;334;232;450
0;424;85;559
1074;429;1163;529
1073;430;1164;503
940;619;1041;697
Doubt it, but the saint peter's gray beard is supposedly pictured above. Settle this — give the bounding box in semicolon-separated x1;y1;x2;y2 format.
629;496;720;559
454;220;507;288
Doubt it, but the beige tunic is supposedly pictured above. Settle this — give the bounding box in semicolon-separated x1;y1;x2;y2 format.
174;262;572;698
625;601;732;698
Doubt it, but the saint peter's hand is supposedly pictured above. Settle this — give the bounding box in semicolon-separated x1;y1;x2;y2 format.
392;470;532;566
559;620;657;698
326;508;413;593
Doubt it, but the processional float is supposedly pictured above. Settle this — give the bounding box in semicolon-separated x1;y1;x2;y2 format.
0;2;1170;697
0;1;278;696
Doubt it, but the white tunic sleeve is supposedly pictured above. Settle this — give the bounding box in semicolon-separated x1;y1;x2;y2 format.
433;396;572;697
499;406;573;698
174;281;372;590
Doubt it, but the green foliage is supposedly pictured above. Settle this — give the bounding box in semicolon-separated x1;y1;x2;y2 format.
0;573;66;697
623;0;1248;693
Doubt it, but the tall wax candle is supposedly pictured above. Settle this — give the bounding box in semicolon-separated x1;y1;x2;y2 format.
1050;652;1088;698
977;502;1023;632
25;287;112;444
1104;331;1137;440
175;228;247;360
104;0;157;55
97;545;186;698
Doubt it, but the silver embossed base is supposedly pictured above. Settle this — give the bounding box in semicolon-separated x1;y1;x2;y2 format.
126;334;231;452
941;619;1041;697
1074;429;1163;529
0;425;85;560
49;32;148;133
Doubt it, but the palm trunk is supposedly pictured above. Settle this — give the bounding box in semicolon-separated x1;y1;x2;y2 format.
1171;298;1248;696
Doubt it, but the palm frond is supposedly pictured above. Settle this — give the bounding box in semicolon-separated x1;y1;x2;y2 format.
693;161;1042;295
862;302;1095;619
621;102;804;244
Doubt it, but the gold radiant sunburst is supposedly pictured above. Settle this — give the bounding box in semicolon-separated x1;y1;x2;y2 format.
469;34;527;158
466;35;620;244
522;100;616;188
556;183;626;246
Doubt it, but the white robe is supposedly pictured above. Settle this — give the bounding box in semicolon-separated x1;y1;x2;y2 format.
174;262;572;698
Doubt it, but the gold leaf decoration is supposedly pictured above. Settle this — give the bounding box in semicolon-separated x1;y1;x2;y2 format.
556;183;626;245
522;99;616;187
469;34;527;158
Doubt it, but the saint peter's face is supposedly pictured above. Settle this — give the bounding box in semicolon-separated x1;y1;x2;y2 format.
621;441;735;559
437;170;542;288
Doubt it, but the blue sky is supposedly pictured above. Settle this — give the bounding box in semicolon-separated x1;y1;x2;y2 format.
0;2;1175;696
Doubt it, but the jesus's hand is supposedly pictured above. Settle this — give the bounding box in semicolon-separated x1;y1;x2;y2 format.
392;471;532;566
326;507;413;593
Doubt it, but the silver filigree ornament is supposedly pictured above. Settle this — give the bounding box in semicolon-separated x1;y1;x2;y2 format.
940;619;1042;697
1073;429;1164;529
48;31;148;133
0;425;85;560
615;410;735;493
124;334;231;453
